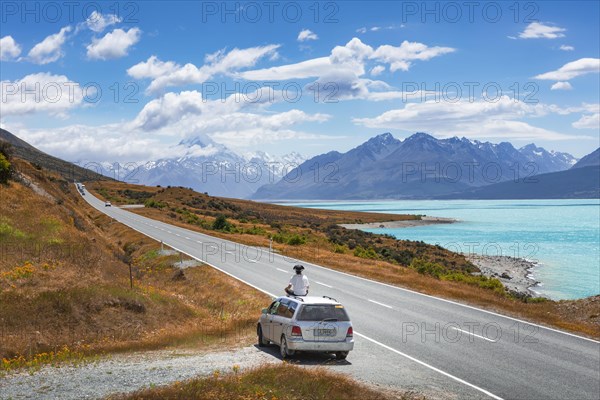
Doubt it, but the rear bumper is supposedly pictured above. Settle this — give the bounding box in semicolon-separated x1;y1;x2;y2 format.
287;338;354;352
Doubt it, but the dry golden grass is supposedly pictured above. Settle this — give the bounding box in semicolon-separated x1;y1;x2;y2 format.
88;181;600;339
0;160;270;368
114;363;422;400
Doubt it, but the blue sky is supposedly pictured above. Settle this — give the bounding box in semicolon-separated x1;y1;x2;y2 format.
1;1;599;162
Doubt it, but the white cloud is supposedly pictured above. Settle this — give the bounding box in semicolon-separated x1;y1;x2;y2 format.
127;55;179;79
551;81;573;90
0;73;85;117
356;27;367;34
28;26;71;64
241;38;454;80
353;96;591;141
86;27;141;60
560;45;574;51
4;88;332;162
0;36;21;60
370;65;385;76
518;22;566;39
129;45;280;93
535;58;600;81
297;29;318;42
371;40;455;72
572;113;600;129
85;11;122;33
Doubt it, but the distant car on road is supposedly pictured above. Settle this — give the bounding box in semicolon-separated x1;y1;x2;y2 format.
105;202;111;207
257;295;354;360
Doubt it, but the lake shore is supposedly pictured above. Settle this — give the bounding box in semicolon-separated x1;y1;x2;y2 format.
466;254;542;298
339;216;457;230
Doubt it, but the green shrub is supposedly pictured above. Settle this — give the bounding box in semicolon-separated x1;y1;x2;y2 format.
212;215;231;231
353;246;379;260
0;153;11;184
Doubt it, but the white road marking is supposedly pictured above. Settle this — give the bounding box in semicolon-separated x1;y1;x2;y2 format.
355;332;503;400
315;281;333;288
196;241;203;244
368;299;393;309
185;237;191;240
276;268;288;273
247;260;258;263
175;233;180;237
450;327;497;343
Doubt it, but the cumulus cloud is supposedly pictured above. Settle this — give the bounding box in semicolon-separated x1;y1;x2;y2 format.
28;26;71;64
86;27;141;60
370;65;385;76
535;58;600;81
551;81;573;91
85;11;122;33
560;45;574;51
0;36;21;60
572;113;600;129
518;22;566;39
0;73;85;117
297;29;318;42
128;45;280;93
240;38;454;102
353;96;592;141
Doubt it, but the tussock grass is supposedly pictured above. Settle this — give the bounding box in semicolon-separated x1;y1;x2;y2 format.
115;363;421;400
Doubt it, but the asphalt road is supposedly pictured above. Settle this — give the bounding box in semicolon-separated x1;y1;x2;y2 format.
80;188;600;400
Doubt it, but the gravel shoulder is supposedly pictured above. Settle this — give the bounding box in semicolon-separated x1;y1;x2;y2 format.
0;346;279;400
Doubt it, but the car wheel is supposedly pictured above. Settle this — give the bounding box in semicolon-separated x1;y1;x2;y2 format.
280;336;294;359
257;325;268;347
335;351;348;360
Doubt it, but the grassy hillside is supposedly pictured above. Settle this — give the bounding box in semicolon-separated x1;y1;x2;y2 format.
0;158;270;371
89;181;600;339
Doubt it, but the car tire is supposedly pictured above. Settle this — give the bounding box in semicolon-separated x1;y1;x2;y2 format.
280;336;294;359
335;351;348;360
257;325;268;347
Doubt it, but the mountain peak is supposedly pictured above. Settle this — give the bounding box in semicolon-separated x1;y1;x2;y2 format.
405;132;436;141
365;132;397;146
178;134;215;148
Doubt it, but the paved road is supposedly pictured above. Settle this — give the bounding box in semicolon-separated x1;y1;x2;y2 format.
81;188;600;400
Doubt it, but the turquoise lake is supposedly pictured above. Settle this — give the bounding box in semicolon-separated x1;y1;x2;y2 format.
284;200;600;300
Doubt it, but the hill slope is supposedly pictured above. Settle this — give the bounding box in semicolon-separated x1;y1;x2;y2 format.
0;128;109;182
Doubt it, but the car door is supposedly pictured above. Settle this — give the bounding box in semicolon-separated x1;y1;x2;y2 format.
262;300;279;341
271;299;291;344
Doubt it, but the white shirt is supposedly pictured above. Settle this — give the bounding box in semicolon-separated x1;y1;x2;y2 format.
289;274;309;295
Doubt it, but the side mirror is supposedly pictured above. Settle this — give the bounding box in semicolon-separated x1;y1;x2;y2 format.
261;308;268;314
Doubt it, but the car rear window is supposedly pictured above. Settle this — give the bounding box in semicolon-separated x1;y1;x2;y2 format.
296;304;350;321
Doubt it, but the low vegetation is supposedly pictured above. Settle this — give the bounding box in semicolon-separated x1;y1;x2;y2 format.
116;364;421;400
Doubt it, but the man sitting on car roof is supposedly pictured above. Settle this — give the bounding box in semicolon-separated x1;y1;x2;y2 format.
285;264;310;296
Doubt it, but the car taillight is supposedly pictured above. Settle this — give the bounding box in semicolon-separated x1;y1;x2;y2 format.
291;326;302;336
346;327;353;337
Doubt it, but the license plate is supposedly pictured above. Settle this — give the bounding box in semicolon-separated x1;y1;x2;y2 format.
315;328;336;336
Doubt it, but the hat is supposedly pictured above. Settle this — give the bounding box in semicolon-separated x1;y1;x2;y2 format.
293;264;305;271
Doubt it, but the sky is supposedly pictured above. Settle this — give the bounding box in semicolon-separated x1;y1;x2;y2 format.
1;0;599;163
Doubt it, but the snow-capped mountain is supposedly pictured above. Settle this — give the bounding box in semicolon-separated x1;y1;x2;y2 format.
252;132;579;200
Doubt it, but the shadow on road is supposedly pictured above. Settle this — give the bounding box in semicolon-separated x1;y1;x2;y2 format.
253;344;352;366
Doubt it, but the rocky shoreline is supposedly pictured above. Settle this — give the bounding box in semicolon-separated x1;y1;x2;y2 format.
466;254;543;298
339;216;457;230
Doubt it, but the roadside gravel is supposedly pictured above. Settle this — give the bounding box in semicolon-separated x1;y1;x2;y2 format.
0;346;279;400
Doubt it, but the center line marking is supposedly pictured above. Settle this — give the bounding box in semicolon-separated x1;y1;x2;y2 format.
196;241;203;244
185;237;191;240
450;327;497;343
368;299;393;309
276;268;288;273
316;281;333;288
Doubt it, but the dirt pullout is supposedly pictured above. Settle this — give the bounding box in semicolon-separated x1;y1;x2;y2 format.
339;216;456;230
0;346;278;400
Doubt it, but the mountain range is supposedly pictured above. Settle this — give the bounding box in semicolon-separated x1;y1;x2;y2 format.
252;132;583;200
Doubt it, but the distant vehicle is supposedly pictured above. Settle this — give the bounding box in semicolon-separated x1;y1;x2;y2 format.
105;202;111;207
257;295;354;360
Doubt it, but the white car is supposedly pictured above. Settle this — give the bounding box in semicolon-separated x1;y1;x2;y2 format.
257;295;354;360
105;202;111;207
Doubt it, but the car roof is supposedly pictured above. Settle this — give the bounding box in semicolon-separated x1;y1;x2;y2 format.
278;296;341;305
